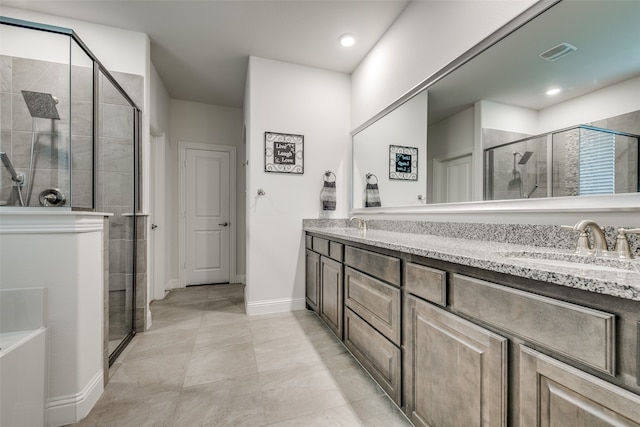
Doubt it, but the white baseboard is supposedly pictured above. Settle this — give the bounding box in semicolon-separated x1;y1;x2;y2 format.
166;279;179;290
246;297;306;316
235;274;246;285
47;370;103;427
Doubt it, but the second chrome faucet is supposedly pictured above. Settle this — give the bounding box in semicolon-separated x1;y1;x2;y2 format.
563;219;640;259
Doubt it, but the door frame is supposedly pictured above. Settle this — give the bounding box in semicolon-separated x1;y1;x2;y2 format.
150;130;167;300
432;149;473;203
178;141;237;288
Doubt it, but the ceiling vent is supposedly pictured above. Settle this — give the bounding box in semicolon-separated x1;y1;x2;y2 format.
539;42;577;62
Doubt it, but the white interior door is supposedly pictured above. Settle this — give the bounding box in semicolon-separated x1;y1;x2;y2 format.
185;148;230;285
434;154;472;203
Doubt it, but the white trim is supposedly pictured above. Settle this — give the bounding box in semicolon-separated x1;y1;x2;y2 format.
352;193;640;215
235;274;246;285
150;133;167;301
246;297;307;316
0;214;105;234
178;141;237;287
46;370;103;427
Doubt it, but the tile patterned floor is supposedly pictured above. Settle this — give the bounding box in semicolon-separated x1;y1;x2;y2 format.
69;284;412;426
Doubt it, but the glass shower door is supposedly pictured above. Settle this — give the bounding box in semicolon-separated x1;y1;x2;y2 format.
97;70;137;359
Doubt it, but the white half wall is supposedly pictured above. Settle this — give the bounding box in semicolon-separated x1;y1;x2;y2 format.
169;100;245;288
350;0;536;129
245;56;350;315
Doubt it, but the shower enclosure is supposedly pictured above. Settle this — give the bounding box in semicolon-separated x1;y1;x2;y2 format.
0;17;141;363
484;125;640;200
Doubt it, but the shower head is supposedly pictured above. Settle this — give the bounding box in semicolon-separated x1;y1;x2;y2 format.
0;152;22;183
517;151;534;165
21;90;60;120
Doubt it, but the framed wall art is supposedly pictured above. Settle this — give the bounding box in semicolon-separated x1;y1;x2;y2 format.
389;145;418;181
264;131;304;174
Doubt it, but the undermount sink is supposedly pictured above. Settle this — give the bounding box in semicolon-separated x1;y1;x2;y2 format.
500;251;640;274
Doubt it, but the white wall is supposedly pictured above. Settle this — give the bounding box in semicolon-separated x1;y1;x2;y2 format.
353;91;427;208
150;63;170;134
427;106;474;202
350;0;536;129
538;75;640;133
169;100;245;286
245;56;350;314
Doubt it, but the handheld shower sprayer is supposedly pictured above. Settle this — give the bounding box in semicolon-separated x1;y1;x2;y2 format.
0;152;25;206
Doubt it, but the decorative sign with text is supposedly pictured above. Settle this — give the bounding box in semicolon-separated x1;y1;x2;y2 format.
389;145;418;181
264;132;304;174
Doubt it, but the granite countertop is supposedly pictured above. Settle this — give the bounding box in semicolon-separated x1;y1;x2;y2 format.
304;226;640;302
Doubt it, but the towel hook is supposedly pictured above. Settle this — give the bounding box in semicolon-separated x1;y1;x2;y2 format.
324;170;336;182
365;173;378;184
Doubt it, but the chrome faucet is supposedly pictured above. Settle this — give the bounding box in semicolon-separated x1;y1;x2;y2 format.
613;227;640;259
562;220;608;256
349;216;367;233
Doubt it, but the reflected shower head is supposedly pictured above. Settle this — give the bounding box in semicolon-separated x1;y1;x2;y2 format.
517;151;534;165
21;90;60;120
0;152;22;183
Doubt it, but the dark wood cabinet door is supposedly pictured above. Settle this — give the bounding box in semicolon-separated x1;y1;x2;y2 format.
519;345;640;427
320;256;343;339
305;249;320;312
404;295;508;427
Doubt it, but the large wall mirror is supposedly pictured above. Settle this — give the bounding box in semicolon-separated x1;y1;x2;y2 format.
352;0;640;211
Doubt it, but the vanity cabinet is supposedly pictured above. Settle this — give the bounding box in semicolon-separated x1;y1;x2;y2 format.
305;231;640;426
404;295;508;427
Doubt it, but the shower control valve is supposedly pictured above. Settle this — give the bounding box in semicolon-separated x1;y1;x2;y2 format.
39;188;66;207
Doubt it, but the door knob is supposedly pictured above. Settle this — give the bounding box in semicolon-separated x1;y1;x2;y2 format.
219;222;229;227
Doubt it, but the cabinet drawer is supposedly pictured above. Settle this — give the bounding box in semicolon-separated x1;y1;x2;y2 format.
312;237;330;256
344;246;401;286
345;267;401;345
329;241;344;262
405;262;447;306
344;308;401;405
305;234;313;249
452;274;615;375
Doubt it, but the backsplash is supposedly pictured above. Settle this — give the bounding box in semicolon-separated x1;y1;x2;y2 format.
303;218;640;256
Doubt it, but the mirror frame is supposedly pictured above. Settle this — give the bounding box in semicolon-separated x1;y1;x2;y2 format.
350;0;640;216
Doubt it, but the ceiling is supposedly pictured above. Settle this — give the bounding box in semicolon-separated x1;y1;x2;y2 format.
1;0;409;108
425;0;640;124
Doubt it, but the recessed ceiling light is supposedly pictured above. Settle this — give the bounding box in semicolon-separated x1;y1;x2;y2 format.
546;88;561;95
339;33;356;47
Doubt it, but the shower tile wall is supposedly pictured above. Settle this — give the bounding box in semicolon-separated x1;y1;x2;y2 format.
0;55;95;206
552;128;579;197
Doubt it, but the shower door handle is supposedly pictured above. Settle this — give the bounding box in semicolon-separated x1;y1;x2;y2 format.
218;222;229;227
